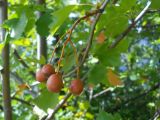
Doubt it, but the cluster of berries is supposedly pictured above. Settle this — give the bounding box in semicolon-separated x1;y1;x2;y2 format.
36;64;83;95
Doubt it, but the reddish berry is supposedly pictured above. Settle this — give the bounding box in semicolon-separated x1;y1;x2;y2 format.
41;64;55;77
36;70;47;83
69;79;84;95
47;74;63;93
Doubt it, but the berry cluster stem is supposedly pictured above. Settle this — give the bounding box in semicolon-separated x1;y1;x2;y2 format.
49;9;103;78
49;31;69;64
69;40;80;79
57;37;70;73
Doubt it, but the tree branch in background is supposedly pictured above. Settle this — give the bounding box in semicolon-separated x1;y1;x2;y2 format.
11;96;34;107
44;1;110;120
80;0;110;63
0;94;34;110
13;49;35;77
0;0;12;119
109;1;151;48
37;0;47;65
92;87;114;99
111;82;160;112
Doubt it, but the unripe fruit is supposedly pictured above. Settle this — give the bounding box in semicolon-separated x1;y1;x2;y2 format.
41;64;55;77
36;70;47;82
47;74;63;93
69;79;84;95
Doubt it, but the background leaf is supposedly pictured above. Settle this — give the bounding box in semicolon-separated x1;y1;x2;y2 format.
107;69;123;86
88;63;108;85
49;5;77;35
151;0;160;9
36;12;53;36
97;110;122;120
33;89;59;112
95;39;130;66
12;12;28;39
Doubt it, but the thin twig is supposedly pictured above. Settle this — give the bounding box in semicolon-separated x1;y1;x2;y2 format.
49;32;68;64
92;87;114;99
13;49;35;77
0;94;33;108
11;97;34;107
44;1;110;120
45;92;72;120
56;9;104;74
50;9;103;66
57;37;70;72
69;40;80;79
109;1;151;48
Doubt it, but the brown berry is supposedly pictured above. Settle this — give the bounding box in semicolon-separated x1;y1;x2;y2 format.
41;64;55;77
69;79;83;95
36;70;47;83
47;74;63;93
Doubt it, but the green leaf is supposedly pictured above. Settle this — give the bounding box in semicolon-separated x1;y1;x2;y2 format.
50;4;92;36
10;5;38;35
95;39;130;67
33;89;59;112
120;0;136;11
152;38;160;44
97;110;112;120
39;55;46;64
97;110;122;120
2;18;19;29
3;12;28;39
36;12;53;36
13;12;28;39
88;63;108;85
36;4;92;36
97;6;128;37
12;38;31;47
49;5;77;35
151;0;160;9
25;57;45;65
36;5;76;36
